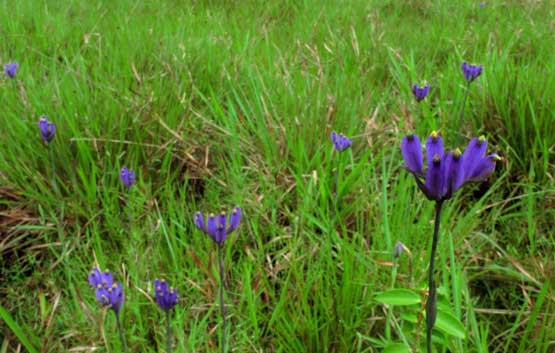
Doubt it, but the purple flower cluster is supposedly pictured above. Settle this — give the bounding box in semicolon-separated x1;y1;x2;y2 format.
330;131;352;152
88;269;125;315
461;61;483;82
4;61;18;78
412;84;430;102
120;167;136;189
38;116;56;143
194;207;242;244
401;132;499;201
154;279;178;312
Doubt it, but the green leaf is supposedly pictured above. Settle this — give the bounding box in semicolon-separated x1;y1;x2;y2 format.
375;289;421;306
400;311;418;323
382;342;411;353
0;304;39;353
435;310;466;339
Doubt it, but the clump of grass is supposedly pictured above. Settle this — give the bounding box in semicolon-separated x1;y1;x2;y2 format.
1;0;554;352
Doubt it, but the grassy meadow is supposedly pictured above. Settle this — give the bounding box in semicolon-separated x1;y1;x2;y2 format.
1;0;555;352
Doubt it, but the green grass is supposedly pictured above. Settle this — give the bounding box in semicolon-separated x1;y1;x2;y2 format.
1;0;554;352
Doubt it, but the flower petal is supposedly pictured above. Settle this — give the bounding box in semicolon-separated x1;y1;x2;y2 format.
443;150;465;196
110;283;124;314
426;132;444;169
330;131;337;144
462;137;487;180
424;154;445;200
401;134;423;175
206;214;218;242
88;268;102;287
226;207;242;234
194;212;205;231
217;212;227;243
466;154;499;181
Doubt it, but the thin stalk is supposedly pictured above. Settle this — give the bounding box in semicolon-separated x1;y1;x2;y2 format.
126;188;133;233
11;80;19;103
328;227;340;352
385;256;399;340
327;151;341;351
217;244;227;353
165;310;172;353
332;168;339;222
48;144;58;194
426;201;443;353
115;313;127;353
455;81;471;144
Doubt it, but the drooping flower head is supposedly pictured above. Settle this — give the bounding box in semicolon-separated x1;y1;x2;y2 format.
194;207;242;245
88;268;124;315
330;131;352;152
393;241;405;259
4;62;18;78
120;166;135;189
154;279;178;311
38;116;56;143
400;132;500;201
412;83;430;102
461;62;483;82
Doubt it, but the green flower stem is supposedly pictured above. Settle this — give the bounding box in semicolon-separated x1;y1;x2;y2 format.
217;244;227;353
456;81;471;144
166;310;172;353
426;201;443;353
116;313;127;353
48;144;57;195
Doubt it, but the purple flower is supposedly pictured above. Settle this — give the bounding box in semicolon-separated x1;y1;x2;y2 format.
461;62;483;82
4;62;18;78
330;131;352;152
154;279;178;311
194;207;242;244
38;116;56;143
88;268;124;315
120;166;135;189
412;83;430;102
400;132;500;201
393;241;405;259
88;268;114;288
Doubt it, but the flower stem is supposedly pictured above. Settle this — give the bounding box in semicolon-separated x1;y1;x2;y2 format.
426;201;443;353
217;244;227;353
166;310;172;353
48;144;58;195
456;81;471;144
330;153;343;351
115;313;127;353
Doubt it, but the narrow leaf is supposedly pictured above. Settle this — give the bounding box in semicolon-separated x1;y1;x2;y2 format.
375;289;421;306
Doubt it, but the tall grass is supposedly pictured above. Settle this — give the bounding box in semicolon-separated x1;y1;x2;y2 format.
1;0;554;352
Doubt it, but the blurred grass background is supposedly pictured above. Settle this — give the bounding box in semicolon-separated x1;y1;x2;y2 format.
1;0;554;352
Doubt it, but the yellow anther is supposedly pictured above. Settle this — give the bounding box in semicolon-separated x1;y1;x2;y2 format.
453;148;462;158
430;131;439;140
